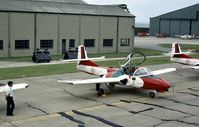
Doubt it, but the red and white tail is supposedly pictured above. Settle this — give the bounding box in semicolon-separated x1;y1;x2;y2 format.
77;45;99;67
171;43;181;54
77;45;88;60
77;45;107;76
171;43;191;59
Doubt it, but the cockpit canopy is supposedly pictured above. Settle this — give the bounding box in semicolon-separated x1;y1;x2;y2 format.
112;67;153;77
121;51;146;68
133;67;152;76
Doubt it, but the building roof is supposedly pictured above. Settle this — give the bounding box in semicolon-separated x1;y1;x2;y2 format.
151;3;199;19
23;0;88;4
0;0;134;17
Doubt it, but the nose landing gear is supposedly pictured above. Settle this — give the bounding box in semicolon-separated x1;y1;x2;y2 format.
149;90;157;98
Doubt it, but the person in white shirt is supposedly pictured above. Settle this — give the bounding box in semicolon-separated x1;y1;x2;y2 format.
5;81;15;116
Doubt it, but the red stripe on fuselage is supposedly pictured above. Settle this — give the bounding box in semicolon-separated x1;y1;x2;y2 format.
79;60;99;67
105;68;118;78
173;54;191;58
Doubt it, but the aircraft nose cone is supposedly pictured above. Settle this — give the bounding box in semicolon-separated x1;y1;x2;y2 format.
161;79;171;90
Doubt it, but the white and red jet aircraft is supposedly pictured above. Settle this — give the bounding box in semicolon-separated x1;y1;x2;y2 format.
59;45;176;98
0;83;29;93
170;43;199;69
179;34;195;39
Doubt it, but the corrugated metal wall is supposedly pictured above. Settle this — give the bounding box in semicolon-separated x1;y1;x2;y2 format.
149;18;159;35
170;20;180;36
160;20;170;35
150;4;199;37
180;20;190;35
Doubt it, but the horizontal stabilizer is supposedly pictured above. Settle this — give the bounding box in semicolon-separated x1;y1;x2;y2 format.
164;52;192;56
61;56;105;62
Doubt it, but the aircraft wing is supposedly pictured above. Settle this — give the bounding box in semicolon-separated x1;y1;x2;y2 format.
0;83;29;93
58;78;121;85
151;68;176;75
58;75;130;85
183;66;199;69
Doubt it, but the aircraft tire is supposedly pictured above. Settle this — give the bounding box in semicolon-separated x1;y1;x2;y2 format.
98;88;104;96
149;92;155;98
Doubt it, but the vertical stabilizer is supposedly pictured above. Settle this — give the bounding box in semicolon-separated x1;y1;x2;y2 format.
78;45;88;60
171;43;181;54
171;43;191;59
77;45;99;68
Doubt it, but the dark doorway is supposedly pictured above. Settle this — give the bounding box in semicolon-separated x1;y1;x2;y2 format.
62;39;66;54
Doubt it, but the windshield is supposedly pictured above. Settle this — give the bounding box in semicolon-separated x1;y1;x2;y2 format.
133;67;151;76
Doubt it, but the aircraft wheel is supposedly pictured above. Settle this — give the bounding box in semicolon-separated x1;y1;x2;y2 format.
149;92;155;98
98;88;104;96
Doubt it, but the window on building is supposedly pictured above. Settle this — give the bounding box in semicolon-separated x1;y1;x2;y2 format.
0;40;3;50
15;40;29;49
69;39;75;48
103;39;113;47
84;39;95;47
120;38;130;46
40;40;53;49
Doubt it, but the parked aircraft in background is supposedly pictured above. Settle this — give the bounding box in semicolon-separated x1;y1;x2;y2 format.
59;45;176;98
137;32;149;37
170;43;199;69
174;34;196;39
0;83;29;93
155;33;167;38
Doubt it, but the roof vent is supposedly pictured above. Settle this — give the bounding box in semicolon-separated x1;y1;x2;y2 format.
118;4;130;13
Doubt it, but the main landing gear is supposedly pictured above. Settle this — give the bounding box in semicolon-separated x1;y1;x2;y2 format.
96;83;104;96
149;90;157;98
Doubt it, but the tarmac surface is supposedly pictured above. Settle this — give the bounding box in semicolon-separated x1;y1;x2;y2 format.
0;63;199;127
135;36;199;52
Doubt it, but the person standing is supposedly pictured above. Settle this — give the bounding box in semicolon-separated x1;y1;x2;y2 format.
5;81;15;116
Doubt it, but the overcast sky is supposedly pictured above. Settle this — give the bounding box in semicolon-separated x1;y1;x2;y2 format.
84;0;199;24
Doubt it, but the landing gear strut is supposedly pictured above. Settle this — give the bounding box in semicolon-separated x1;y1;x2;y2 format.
96;83;104;96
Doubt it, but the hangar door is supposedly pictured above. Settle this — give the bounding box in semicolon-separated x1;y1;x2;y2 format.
192;20;199;35
180;20;190;35
160;20;170;36
170;20;180;36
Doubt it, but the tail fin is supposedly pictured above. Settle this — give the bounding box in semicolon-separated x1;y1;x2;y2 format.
171;43;191;59
77;45;99;67
78;45;88;60
171;43;181;54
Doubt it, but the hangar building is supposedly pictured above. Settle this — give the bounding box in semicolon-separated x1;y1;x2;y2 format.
150;4;199;37
0;0;135;57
